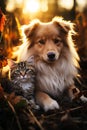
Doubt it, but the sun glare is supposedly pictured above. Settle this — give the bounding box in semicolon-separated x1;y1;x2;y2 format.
23;0;40;14
58;0;74;10
6;0;40;13
76;0;87;11
6;0;15;12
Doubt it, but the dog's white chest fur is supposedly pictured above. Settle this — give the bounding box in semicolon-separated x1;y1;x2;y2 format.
36;60;76;97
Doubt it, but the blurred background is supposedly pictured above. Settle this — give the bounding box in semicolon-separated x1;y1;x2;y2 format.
1;0;87;21
0;0;87;78
0;2;87;129
0;0;87;58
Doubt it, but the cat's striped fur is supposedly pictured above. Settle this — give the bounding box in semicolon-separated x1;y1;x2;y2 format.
8;57;39;109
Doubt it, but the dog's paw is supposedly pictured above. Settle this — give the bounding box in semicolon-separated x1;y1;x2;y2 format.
80;95;87;103
43;99;59;112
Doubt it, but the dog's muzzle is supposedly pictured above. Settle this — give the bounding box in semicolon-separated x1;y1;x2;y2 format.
47;52;56;61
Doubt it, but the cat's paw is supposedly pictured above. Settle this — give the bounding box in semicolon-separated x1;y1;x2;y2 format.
29;99;40;110
43;99;59;112
34;104;40;110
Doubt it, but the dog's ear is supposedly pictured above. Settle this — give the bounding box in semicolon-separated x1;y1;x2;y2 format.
52;17;75;34
21;19;40;38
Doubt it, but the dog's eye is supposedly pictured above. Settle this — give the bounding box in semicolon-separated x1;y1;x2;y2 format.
54;39;60;44
39;39;45;44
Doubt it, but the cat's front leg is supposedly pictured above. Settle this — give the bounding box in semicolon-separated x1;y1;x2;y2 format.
35;91;59;111
29;99;40;110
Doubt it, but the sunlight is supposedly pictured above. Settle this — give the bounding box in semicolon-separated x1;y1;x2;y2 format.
76;0;87;6
58;0;74;10
6;0;23;12
40;0;48;12
6;0;40;13
76;0;87;11
6;0;16;12
23;0;40;14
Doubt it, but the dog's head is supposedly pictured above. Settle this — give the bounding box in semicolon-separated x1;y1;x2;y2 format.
21;17;76;63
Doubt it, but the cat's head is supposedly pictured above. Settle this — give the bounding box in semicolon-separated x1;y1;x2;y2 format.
8;56;36;83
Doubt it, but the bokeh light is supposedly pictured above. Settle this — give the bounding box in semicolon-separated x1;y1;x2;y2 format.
58;0;74;10
76;0;87;12
23;0;40;14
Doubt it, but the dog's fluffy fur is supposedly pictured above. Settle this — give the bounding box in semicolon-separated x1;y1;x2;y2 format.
16;17;81;111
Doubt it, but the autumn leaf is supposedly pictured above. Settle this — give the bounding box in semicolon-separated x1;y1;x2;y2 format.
0;9;6;32
0;53;7;68
0;85;4;98
6;92;27;109
7;92;22;105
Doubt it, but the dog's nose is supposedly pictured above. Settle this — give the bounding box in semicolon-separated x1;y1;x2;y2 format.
47;52;55;61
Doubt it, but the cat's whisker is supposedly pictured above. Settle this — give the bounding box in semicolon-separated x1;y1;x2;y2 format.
7;59;39;110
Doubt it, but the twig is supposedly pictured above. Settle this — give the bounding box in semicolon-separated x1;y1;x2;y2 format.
27;108;44;130
73;120;87;124
4;95;22;130
60;105;84;114
43;105;86;119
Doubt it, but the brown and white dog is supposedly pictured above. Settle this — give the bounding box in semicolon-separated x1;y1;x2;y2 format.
16;17;86;111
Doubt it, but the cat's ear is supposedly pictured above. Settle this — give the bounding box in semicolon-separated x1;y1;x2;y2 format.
27;56;34;65
7;59;16;69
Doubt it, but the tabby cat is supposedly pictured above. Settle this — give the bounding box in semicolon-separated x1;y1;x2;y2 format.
7;56;39;109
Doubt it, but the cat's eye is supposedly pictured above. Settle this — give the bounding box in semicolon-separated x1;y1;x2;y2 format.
16;70;20;73
38;39;45;45
14;70;20;74
25;69;29;73
29;69;35;74
25;69;33;73
29;69;34;73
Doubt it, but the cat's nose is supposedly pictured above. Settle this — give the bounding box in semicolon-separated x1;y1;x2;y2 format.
21;71;25;77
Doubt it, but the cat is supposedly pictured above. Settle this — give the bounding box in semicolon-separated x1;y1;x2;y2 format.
7;56;39;110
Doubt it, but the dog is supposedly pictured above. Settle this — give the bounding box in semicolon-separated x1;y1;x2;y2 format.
15;17;87;111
